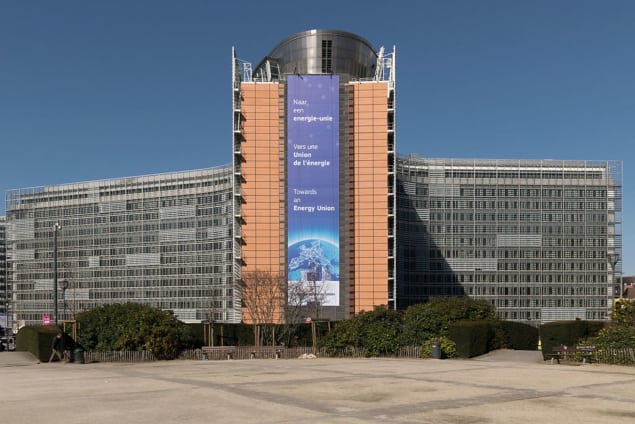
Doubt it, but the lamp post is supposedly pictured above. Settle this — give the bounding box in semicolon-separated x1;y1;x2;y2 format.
53;223;61;325
60;280;69;322
608;253;619;299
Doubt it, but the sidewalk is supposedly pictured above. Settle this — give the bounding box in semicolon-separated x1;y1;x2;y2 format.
2;351;634;423
0;351;39;367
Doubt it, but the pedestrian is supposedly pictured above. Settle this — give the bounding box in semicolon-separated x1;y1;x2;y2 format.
49;333;65;363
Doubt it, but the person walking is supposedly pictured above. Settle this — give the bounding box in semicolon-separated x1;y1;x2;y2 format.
49;333;65;363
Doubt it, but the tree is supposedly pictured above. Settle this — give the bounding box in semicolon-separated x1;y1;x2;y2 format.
285;278;328;320
612;298;635;327
241;270;286;346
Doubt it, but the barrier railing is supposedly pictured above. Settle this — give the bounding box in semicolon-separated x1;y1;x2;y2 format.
80;346;635;365
84;350;157;362
82;346;424;362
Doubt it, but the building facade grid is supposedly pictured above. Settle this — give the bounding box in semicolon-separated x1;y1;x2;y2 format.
5;167;239;326
0;216;7;330
396;157;622;322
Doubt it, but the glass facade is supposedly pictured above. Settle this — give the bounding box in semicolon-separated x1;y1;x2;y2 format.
6;167;239;326
396;157;622;322
0;216;8;330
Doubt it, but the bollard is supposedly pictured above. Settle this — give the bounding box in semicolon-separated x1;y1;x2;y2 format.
430;341;442;359
73;347;85;364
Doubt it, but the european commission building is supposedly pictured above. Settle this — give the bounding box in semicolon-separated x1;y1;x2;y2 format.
5;168;240;325
396;157;622;322
2;30;623;329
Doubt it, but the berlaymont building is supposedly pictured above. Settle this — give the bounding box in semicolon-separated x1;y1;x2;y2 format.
3;30;622;330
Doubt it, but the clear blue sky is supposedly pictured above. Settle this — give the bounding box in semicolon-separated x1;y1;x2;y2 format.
1;0;633;273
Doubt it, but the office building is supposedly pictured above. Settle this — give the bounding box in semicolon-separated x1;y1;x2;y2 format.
4;30;623;327
5;168;238;326
232;29;396;321
0;216;8;331
396;157;622;321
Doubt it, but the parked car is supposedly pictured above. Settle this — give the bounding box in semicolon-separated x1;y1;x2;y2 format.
0;337;16;351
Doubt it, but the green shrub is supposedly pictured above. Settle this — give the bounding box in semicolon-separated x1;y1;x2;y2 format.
581;325;635;350
612;299;635;326
75;303;197;359
420;336;456;359
501;321;539;350
540;320;605;360
487;320;506;351
576;326;635;365
402;297;498;345
448;321;491;358
319;306;402;356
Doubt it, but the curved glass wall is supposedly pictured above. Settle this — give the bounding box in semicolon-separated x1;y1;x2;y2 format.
254;29;377;81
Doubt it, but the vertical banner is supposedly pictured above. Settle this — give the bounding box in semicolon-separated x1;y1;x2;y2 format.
287;75;340;306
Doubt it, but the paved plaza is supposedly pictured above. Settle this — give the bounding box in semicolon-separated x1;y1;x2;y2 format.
2;350;635;423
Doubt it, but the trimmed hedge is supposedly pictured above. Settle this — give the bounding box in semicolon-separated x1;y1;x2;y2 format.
187;321;330;347
501;321;539;350
15;326;75;362
540;320;605;360
189;323;254;346
448;321;491;358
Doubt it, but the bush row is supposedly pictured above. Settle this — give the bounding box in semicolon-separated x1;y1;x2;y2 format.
539;320;605;360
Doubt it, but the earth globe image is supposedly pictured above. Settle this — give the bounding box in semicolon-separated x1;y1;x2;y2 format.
288;239;339;281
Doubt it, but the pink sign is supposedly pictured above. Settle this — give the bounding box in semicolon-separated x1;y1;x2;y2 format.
43;314;51;325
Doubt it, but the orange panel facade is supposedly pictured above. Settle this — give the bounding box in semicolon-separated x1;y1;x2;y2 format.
238;78;392;321
239;82;285;323
349;81;390;314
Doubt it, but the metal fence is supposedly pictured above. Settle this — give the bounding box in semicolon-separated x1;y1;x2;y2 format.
82;346;635;365
589;348;635;365
84;350;157;362
82;346;424;362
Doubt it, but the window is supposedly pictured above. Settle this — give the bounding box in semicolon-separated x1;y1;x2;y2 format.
321;40;332;73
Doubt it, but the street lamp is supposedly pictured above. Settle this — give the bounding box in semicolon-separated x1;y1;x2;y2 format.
607;253;620;300
60;280;69;322
53;223;61;325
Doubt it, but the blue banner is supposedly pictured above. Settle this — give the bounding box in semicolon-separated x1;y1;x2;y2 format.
287;75;340;307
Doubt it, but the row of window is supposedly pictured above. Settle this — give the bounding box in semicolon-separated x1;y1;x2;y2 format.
12;194;231;216
9;179;232;210
428;248;610;260
400;273;609;284
400;165;606;177
403;185;609;197
13;277;233;289
17;241;231;254
407;199;609;210
14;265;234;280
420;211;609;222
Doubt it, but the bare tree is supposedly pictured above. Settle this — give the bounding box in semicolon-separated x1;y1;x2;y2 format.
241;269;331;347
241;270;285;346
282;278;329;348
